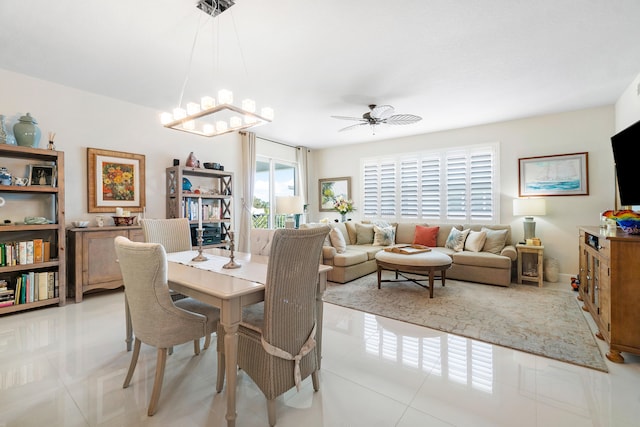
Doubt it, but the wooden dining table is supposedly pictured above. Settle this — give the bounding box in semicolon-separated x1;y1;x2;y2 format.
124;248;331;427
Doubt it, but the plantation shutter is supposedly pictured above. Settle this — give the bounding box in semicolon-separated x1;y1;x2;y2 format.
400;158;419;218
362;162;379;217
446;153;467;221
380;160;396;217
420;156;441;219
469;150;494;220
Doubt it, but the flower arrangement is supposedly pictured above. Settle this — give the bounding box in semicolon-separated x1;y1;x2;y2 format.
333;196;354;215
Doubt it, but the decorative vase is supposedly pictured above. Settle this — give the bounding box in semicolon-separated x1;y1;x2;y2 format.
340;213;347;223
13;113;41;148
0;115;7;144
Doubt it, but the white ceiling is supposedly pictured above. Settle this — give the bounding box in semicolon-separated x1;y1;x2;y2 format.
1;0;640;149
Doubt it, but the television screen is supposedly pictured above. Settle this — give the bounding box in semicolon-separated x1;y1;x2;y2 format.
611;119;640;206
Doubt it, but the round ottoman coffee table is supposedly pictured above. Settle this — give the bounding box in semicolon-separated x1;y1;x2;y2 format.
375;249;452;298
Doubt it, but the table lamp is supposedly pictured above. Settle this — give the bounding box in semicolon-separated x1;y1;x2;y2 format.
276;196;304;228
513;198;546;240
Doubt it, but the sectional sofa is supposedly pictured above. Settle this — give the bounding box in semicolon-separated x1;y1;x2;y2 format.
302;221;517;286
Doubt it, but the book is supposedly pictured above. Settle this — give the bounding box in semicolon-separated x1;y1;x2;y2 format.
43;241;51;262
38;272;48;301
383;244;432;255
18;241;27;265
0;300;14;308
33;239;43;263
47;272;55;299
26;241;34;264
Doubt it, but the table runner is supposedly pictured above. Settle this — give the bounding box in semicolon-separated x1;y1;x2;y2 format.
166;251;268;284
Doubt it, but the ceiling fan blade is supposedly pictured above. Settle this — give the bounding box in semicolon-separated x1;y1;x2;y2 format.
370;105;394;120
338;123;369;132
384;114;423;125
330;115;367;122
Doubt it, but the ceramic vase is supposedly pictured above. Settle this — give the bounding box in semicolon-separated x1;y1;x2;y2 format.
341;213;347;223
13;113;41;148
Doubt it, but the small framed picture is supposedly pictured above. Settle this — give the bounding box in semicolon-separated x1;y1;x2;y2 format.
28;164;57;187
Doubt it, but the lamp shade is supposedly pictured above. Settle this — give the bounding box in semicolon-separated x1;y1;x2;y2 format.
513;198;546;216
276;196;304;215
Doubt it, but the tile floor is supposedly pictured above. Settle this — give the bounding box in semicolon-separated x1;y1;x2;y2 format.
1;284;639;427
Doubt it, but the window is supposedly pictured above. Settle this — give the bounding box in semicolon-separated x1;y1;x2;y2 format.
253;157;298;228
361;143;498;223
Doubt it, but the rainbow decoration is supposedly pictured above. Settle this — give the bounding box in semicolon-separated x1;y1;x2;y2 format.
602;210;640;234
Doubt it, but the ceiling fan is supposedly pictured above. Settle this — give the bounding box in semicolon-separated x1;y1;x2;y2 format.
331;104;422;134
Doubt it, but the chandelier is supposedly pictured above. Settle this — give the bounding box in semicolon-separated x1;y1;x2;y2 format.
160;0;273;137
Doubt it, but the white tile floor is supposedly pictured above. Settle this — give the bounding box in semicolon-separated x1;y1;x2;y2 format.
1;285;639;427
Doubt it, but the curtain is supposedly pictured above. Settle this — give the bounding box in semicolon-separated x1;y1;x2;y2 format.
239;132;256;252
296;146;309;204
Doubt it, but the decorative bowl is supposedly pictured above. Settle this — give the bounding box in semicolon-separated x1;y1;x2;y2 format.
113;216;136;226
616;218;640;235
72;220;90;228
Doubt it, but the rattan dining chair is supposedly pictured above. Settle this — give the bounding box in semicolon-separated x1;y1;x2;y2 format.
235;227;330;426
114;236;221;416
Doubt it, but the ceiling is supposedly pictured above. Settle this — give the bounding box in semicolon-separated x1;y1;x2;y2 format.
1;0;640;149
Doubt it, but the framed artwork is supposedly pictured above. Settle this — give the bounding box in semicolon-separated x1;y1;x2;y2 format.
319;176;351;211
28;164;56;187
518;152;588;197
87;148;146;213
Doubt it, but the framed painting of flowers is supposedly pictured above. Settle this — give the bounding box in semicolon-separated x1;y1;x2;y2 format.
87;148;146;213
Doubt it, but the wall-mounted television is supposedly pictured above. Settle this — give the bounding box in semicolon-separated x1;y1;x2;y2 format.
611;119;640;206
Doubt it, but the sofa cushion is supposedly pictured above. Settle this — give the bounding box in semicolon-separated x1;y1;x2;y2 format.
331;249;369;267
347;244;383;260
435;224;463;247
445;228;470;252
464;230;487;252
373;225;396;246
345;221;357;244
395;223;427;245
413;225;439;247
329;228;347;253
481;227;509;254
451;251;512;269
355;223;375;244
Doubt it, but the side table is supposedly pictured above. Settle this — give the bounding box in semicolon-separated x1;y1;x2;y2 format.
516;244;544;287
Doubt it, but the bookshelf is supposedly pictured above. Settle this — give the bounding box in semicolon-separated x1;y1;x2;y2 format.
166;166;233;247
0;144;65;314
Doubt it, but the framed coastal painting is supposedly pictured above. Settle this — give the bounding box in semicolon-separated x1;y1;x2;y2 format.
319;177;351;211
87;148;146;213
518;152;589;197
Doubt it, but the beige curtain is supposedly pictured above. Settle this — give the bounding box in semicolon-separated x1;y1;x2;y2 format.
239;132;256;252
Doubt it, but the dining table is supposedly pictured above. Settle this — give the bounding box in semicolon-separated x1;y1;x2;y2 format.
123;247;331;427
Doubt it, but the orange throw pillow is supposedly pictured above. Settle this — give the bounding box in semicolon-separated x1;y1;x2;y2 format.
413;225;439;247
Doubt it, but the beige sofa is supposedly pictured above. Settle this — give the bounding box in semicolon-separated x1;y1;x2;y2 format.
302;222;517;286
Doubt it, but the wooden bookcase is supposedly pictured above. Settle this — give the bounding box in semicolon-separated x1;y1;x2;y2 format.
578;226;640;363
0;144;65;314
166;166;233;247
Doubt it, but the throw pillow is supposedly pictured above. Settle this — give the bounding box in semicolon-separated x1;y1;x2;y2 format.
373;225;396;246
329;227;347;253
355;223;375;245
481;227;509;254
413;225;439;247
445;228;470;252
464;230;487;252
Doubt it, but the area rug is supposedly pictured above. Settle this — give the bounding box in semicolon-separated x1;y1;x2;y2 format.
323;272;608;372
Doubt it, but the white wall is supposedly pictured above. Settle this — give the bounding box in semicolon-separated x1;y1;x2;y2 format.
615;71;640;131
311;106;616;277
0;68;243;228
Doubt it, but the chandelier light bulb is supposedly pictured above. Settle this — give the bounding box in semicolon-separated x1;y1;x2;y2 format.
201;96;215;109
202;123;215;135
218;89;233;104
186;102;201;115
160;112;173;125
183;120;195;130
245;115;258;124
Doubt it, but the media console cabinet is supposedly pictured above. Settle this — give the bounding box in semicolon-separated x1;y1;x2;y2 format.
578;226;640;363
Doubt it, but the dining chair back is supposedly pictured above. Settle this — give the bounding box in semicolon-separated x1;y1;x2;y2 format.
114;236;220;416
140;218;192;253
237;226;330;426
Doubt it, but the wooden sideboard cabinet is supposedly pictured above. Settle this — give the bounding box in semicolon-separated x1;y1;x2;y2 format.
578;226;640;363
67;226;144;302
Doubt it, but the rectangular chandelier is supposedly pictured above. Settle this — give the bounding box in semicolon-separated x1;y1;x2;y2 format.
160;90;274;137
